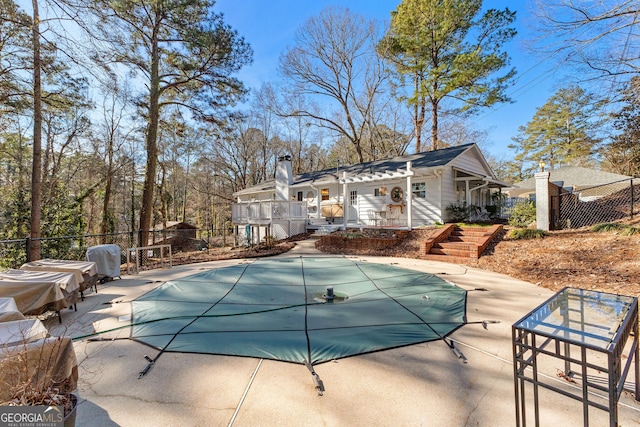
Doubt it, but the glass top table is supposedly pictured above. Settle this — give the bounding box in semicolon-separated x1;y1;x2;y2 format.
514;287;636;351
512;287;639;427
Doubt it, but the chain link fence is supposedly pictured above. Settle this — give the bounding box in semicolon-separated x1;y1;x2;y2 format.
501;197;532;219
0;228;233;270
551;179;638;230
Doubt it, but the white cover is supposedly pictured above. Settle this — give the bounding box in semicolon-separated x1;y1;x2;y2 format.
86;244;122;278
0;270;80;315
21;259;97;285
0;269;79;293
0;319;48;346
0;297;24;322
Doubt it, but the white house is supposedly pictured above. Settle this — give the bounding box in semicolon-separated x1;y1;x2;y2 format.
232;144;508;243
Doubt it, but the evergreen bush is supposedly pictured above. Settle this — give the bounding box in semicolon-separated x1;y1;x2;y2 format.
508;201;536;227
508;228;546;240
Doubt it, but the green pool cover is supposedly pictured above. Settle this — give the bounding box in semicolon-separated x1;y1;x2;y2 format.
131;257;467;367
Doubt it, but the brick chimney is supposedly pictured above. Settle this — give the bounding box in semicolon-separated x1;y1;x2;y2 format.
275;155;293;201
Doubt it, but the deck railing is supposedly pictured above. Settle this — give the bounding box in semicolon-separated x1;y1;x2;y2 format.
232;201;307;223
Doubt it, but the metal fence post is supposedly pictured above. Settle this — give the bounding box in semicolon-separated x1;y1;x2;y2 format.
631;179;634;220
25;238;31;262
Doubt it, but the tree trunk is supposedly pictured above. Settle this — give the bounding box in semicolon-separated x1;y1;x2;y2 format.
431;99;439;151
413;73;422;153
138;29;161;247
354;138;364;163
29;0;42;261
100;140;114;241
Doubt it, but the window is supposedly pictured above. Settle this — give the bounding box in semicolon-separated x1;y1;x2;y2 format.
350;190;358;206
412;182;426;198
321;188;330;201
297;191;303;201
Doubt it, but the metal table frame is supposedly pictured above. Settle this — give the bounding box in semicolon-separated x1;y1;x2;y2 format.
512;287;639;426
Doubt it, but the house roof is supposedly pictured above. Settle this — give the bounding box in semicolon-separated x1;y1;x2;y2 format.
153;221;197;231
512;167;632;191
235;143;483;196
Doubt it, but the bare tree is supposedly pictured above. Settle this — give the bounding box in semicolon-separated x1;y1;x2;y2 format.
532;0;640;80
92;81;136;236
279;6;387;163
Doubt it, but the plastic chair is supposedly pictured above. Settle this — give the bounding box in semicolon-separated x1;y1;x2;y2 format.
386;208;400;226
367;210;381;226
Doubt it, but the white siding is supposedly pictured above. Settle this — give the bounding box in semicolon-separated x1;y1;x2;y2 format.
440;167;458;212
410;175;442;226
449;148;488;174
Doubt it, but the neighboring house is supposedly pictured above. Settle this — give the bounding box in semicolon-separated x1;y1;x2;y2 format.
153;221;198;239
508;167;633;200
232;143;508;243
152;221;207;252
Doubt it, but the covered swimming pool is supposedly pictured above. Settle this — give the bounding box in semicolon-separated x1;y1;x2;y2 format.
130;256;469;393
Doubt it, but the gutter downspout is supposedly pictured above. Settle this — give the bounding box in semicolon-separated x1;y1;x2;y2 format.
406;161;412;230
342;171;348;231
469;180;490;206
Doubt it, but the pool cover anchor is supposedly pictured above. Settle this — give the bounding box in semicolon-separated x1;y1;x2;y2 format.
482;320;500;330
138;355;155;379
305;361;325;396
445;339;468;364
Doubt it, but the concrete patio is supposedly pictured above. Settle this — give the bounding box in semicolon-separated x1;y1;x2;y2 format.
47;240;640;426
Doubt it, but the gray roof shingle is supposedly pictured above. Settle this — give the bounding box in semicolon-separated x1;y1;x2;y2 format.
513;166;632;190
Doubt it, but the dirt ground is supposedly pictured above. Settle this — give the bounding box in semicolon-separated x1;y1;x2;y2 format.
476;226;640;298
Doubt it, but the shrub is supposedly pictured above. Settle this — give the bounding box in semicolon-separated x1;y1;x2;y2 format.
590;223;625;232
508;201;536;227
345;233;364;239
621;227;640;236
591;222;640;235
508;228;547;240
445;201;472;222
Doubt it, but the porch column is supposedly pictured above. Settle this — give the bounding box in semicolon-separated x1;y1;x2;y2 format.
342;171;348;230
406;161;413;230
465;180;471;206
314;186;321;219
535;171;551;231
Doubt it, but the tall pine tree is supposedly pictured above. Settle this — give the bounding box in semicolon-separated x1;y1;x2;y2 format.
510;85;603;171
378;0;516;152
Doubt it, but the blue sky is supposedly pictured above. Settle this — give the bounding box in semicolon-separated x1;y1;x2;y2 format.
213;0;567;161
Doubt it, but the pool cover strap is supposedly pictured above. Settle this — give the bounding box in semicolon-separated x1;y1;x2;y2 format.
130;257;468;371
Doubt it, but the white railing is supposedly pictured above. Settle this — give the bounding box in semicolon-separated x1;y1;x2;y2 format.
232;201;307;223
126;244;172;275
